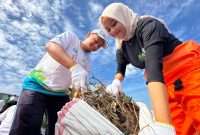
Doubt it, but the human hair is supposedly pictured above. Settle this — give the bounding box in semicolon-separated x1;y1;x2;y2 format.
0;101;17;113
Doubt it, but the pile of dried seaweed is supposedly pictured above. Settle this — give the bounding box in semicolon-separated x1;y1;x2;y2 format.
83;86;140;135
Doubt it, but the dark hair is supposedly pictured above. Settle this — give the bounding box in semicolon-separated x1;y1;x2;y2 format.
7;100;17;106
0;101;17;113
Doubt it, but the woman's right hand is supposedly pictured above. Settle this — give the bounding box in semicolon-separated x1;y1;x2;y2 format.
106;79;122;96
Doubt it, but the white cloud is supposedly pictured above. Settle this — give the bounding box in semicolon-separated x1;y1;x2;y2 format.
4;60;21;68
0;84;21;95
131;0;195;25
18;68;32;75
63;19;75;32
0;10;8;21
87;1;104;29
125;64;144;78
171;26;186;41
88;1;103;13
0;0;21;17
0;31;6;41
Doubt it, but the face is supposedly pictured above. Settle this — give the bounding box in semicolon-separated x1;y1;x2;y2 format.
101;17;126;39
82;33;105;52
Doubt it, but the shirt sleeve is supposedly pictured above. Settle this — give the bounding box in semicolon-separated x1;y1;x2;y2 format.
145;42;164;83
116;49;129;77
141;18;169;49
141;18;169;83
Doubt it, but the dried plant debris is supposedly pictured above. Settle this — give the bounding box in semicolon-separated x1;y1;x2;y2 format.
83;87;140;135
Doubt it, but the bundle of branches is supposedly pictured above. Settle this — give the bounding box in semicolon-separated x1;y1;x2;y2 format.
83;86;140;135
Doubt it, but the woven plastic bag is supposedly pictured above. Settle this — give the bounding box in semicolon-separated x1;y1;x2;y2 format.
137;102;176;135
55;99;123;135
55;100;175;135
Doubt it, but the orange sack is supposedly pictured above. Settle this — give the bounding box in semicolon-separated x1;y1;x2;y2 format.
163;40;200;135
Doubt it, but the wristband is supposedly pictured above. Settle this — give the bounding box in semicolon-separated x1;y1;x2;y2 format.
155;121;174;127
69;63;77;70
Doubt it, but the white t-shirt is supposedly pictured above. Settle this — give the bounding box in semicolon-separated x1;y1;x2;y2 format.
31;31;91;91
0;105;16;135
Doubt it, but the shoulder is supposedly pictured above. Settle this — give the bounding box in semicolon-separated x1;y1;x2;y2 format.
61;31;79;40
136;17;170;42
137;17;162;27
137;17;168;34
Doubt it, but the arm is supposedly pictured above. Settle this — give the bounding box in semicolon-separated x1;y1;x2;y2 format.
116;70;172;123
45;41;76;69
46;41;88;91
145;44;172;124
116;71;172;124
148;82;172;124
145;45;172;124
115;49;129;82
141;19;172;124
106;49;127;95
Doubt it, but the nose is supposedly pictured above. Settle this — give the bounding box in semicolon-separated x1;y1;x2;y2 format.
95;43;101;49
91;42;100;51
110;27;117;37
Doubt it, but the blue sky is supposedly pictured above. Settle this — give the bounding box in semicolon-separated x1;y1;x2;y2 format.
0;0;199;107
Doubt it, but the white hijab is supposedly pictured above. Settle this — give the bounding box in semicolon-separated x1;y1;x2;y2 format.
99;3;139;49
99;3;168;49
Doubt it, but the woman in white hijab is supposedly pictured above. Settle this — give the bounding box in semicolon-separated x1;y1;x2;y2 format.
99;2;200;135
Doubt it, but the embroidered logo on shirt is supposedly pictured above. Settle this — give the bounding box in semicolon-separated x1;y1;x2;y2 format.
73;48;78;53
138;49;146;62
72;48;78;59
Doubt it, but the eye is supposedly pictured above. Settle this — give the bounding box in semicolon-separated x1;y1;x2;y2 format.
105;27;110;33
105;20;117;33
111;21;117;27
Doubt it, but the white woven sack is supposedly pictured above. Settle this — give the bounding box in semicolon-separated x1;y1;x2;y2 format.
55;99;175;135
55;99;123;135
137;102;176;135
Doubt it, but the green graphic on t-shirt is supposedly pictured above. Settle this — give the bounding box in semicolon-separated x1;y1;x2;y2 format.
27;67;70;94
138;52;146;62
29;67;46;85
